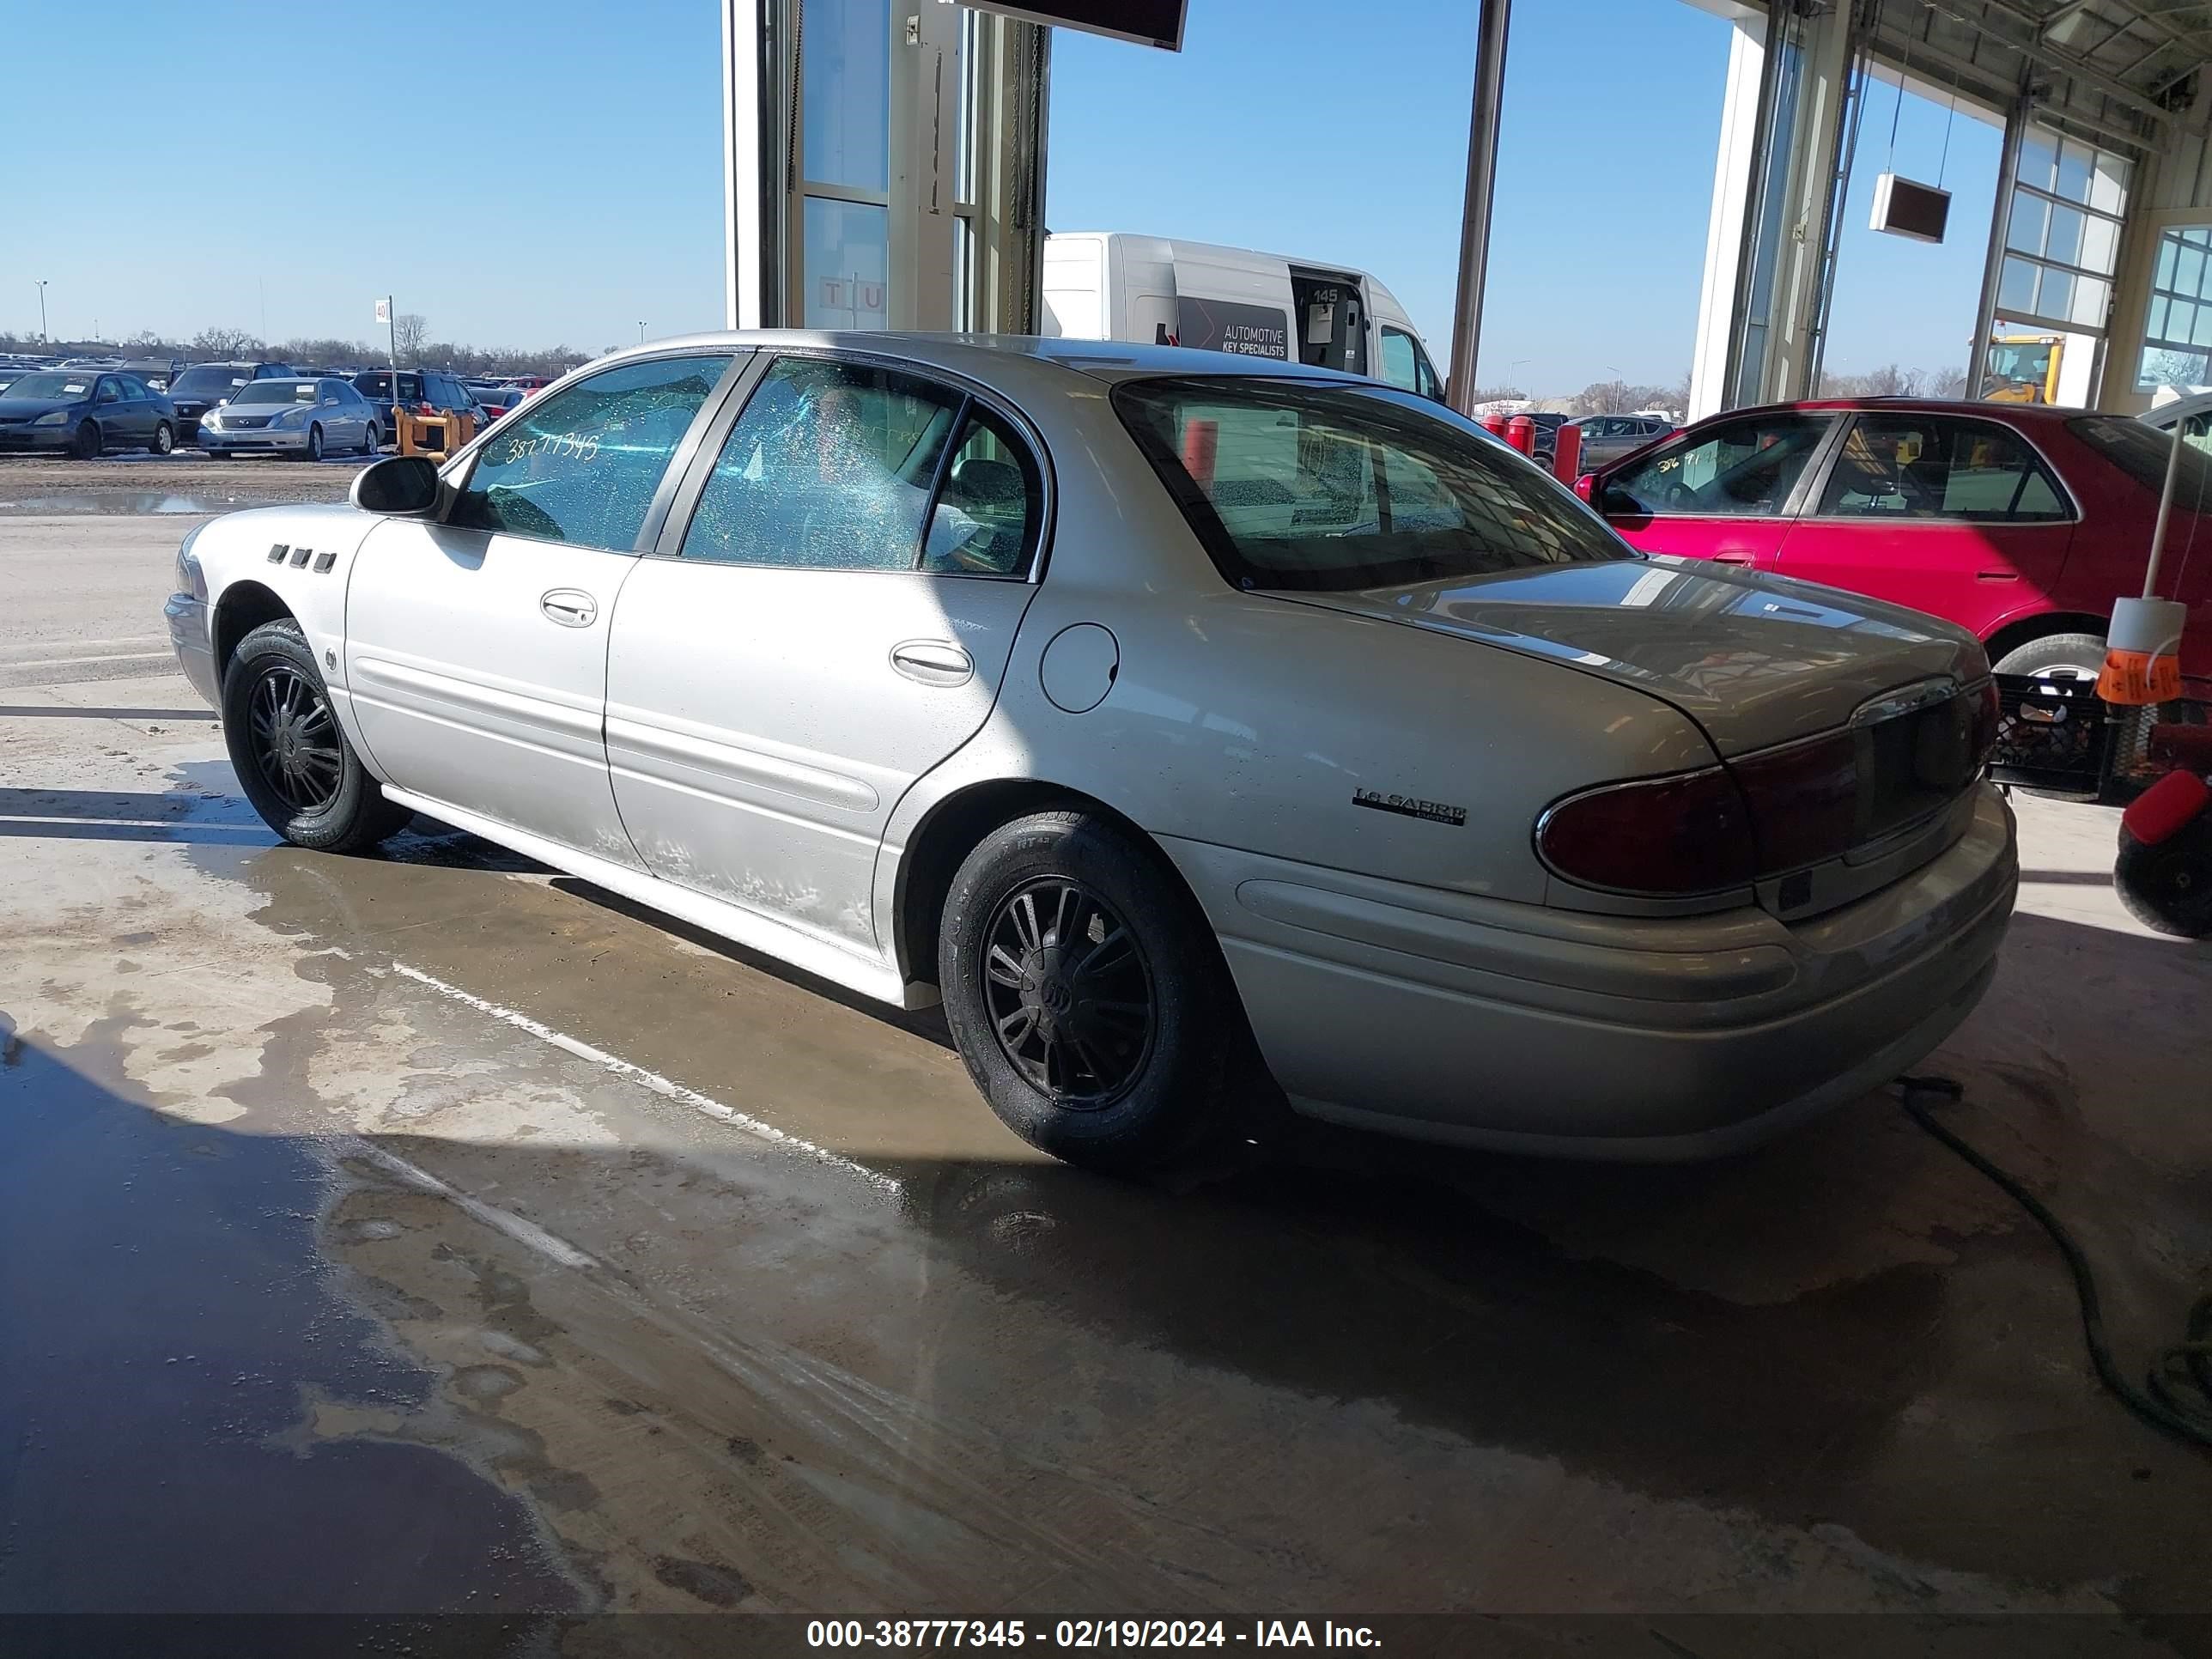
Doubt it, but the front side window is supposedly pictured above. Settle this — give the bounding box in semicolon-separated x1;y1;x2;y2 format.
682;356;974;572
94;379;121;404
1606;413;1833;518
1113;376;1631;592
449;353;734;551
1817;416;2068;522
1378;328;1419;393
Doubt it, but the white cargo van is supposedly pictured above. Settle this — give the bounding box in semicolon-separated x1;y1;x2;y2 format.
1042;233;1448;403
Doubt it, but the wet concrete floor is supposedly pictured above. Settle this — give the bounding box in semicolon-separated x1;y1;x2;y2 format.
3;517;2209;1646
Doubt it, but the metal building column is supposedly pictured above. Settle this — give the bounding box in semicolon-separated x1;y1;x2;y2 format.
1447;0;1510;415
1966;93;2029;400
721;0;788;329
721;0;1046;336
963;13;1054;334
1687;1;1855;417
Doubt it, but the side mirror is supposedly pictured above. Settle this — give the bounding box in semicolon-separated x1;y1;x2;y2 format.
351;454;441;515
1574;473;1598;504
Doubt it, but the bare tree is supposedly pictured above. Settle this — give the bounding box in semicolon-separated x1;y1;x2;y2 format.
392;313;429;364
1929;365;1968;398
191;325;261;358
1463;384;1528;405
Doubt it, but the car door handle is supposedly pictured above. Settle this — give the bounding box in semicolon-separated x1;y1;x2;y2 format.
890;639;975;687
539;589;598;628
1711;552;1755;565
1974;569;2020;582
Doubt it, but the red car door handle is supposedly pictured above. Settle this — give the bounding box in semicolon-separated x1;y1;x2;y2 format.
1711;553;1754;565
1974;570;2019;582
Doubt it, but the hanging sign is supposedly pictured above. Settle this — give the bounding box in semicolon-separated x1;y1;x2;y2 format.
1871;173;1951;244
958;0;1186;51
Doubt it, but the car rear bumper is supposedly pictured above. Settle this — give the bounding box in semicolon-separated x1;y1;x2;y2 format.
1163;784;2019;1160
166;593;221;710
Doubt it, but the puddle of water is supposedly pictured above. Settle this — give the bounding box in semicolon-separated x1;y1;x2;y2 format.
0;1019;586;1615
0;490;294;516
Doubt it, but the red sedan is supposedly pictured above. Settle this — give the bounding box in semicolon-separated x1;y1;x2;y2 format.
1577;398;2212;697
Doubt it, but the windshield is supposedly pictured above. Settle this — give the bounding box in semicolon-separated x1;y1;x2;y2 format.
1988;343;2052;383
2069;416;2212;517
3;373;94;399
352;372;418;398
1113;377;1632;592
231;380;319;406
172;366;251;399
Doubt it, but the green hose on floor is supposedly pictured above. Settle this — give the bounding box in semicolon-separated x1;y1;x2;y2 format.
1897;1075;2212;1451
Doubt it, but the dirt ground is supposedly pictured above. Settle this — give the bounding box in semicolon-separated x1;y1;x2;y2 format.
0;451;364;511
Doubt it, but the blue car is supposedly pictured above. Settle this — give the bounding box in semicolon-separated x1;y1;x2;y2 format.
0;369;179;457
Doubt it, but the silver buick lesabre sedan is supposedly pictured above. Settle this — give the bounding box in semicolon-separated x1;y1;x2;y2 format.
165;333;2018;1172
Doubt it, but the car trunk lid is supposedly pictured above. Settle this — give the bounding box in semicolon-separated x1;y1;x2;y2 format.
1265;556;1983;759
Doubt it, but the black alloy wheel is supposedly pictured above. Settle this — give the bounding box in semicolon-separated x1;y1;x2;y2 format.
244;662;345;815
303;423;323;462
980;876;1157;1107
72;421;100;459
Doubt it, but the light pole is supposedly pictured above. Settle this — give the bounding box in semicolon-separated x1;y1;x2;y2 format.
1510;357;1529;389
637;321;647;343
37;280;48;344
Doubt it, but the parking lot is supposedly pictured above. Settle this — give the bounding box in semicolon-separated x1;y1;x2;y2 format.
3;476;2209;1639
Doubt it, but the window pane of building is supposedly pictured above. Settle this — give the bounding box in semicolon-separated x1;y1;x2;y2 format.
2057;140;2093;204
802;197;891;329
2020;129;2058;192
2045;204;2086;267
1999;256;2038;315
801;0;890;192
2007;196;2049;256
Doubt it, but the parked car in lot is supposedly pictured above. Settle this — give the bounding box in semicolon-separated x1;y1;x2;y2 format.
472;384;526;419
198;376;381;461
0;369;178;456
169;361;298;446
1567;412;1674;471
1578;398;2212;697
350;368;488;442
167;335;2015;1171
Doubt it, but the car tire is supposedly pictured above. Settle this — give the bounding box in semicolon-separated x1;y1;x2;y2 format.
72;422;100;459
151;422;174;456
362;422;380;455
1992;631;2106;682
299;424;323;463
222;619;412;854
205;449;232;461
937;808;1260;1175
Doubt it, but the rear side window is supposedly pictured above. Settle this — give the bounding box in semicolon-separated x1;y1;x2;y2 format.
2069;415;2212;517
449;353;733;550
681;356;1029;574
1113;376;1631;592
1818;415;2069;522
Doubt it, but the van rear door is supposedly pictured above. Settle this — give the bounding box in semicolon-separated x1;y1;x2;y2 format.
1289;267;1368;377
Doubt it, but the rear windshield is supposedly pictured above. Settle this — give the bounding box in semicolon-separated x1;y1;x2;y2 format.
231;380;319;405
1112;377;1632;592
2069;415;2212;516
352;372;420;398
171;366;251;398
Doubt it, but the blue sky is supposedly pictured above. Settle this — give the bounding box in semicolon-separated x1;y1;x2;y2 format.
3;0;2002;395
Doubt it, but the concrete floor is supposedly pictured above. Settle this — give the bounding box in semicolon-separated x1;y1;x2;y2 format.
2;513;2209;1644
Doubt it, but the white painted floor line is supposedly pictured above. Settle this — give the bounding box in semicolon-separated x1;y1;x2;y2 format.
387;959;897;1192
0;634;165;656
1;650;174;671
344;1139;601;1271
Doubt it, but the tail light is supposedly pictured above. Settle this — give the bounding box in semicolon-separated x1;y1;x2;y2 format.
1537;768;1757;896
1540;680;2001;898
